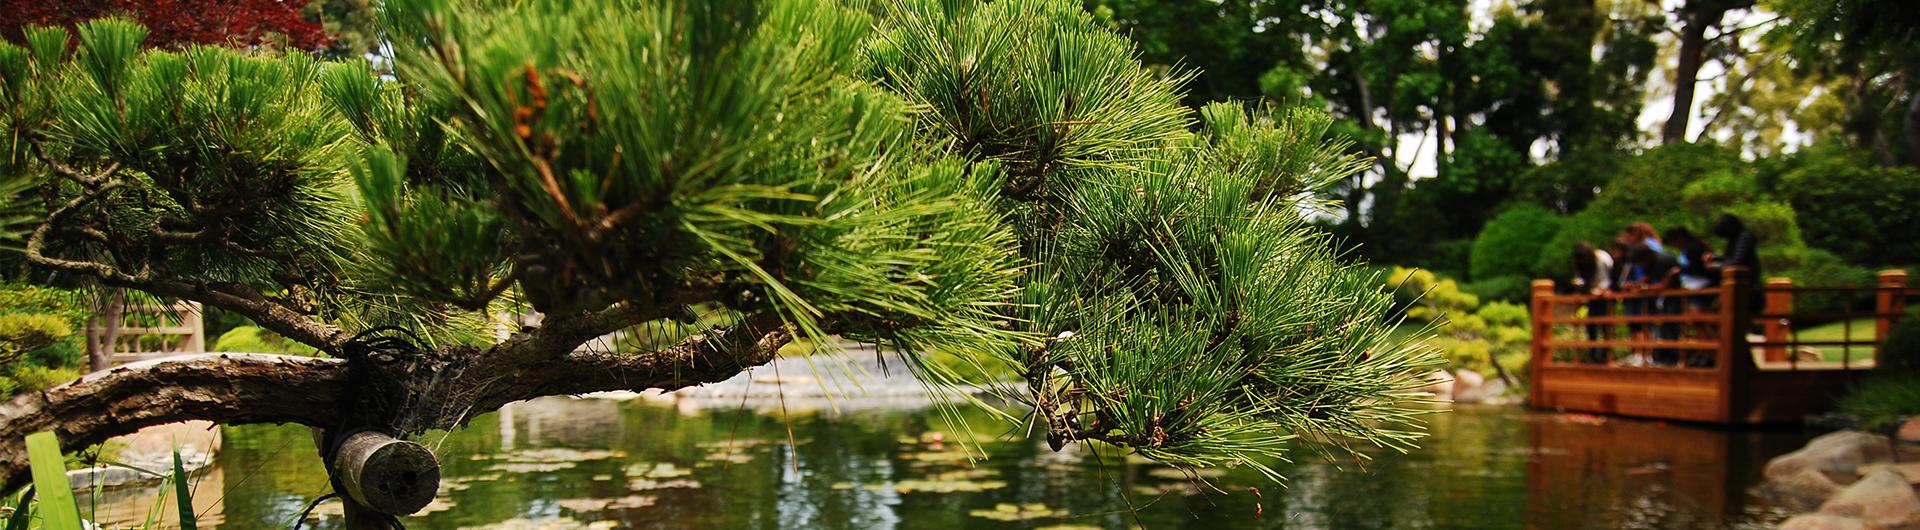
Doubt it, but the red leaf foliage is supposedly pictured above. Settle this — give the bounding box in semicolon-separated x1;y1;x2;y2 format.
0;0;330;50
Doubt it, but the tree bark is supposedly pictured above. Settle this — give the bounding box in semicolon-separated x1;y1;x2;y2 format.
1903;84;1920;167
0;313;793;501
329;431;439;525
85;291;124;372
1664;11;1712;145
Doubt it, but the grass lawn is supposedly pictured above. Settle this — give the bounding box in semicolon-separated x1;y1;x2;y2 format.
1791;318;1881;363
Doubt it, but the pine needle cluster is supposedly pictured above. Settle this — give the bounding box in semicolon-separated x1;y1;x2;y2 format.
0;0;1441;482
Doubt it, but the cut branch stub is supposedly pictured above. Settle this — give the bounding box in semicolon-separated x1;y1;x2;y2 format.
330;431;440;516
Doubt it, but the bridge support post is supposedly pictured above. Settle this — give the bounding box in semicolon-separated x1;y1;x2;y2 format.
1529;280;1554;408
1763;277;1794;363
1877;270;1909;365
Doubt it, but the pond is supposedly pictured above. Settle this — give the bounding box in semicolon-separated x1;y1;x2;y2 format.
74;392;1825;530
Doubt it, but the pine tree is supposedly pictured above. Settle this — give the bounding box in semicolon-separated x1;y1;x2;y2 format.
0;0;1438;524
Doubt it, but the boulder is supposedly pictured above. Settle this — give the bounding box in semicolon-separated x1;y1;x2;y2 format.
1778;513;1871;530
1450;369;1484;402
1458;377;1510;404
1766;431;1894;483
1819;468;1920;529
1415;370;1455;400
1899;417;1920;444
1453;369;1485;392
1857;463;1920;485
1766;468;1845;511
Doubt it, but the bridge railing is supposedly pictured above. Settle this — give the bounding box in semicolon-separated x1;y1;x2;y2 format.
1530;268;1910;374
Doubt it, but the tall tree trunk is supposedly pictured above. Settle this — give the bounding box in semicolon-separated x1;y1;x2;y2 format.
1663;13;1710;144
1853;75;1898;166
86;291;124;372
1903;86;1920;167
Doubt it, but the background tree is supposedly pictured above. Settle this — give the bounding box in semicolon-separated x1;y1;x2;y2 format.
1767;0;1920;166
0;0;332;51
0;0;1435;526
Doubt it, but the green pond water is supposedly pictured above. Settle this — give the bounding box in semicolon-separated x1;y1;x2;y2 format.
81;400;1818;529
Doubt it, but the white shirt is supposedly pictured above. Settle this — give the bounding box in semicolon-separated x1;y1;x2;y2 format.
1575;249;1614;292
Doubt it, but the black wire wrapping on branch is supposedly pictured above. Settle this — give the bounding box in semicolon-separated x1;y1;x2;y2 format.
321;326;430;529
337;325;429;434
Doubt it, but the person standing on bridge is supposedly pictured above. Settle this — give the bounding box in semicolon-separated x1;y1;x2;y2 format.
1711;214;1764;313
1572;241;1615;364
1628;244;1683;366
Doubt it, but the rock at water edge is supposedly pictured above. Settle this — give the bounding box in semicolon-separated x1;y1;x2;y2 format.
1778;513;1871;530
1766;468;1845;511
1818;468;1920;529
1765;431;1893;483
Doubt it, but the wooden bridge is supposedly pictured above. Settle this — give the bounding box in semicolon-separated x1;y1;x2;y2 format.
1528;267;1912;425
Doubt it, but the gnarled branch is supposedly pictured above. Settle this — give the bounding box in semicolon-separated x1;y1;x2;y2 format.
0;353;349;493
0;314;796;494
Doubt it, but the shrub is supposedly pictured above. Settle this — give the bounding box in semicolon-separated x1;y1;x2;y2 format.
5;364;80;393
1784;249;1877;314
1384;266;1478;322
1383;267;1530;381
1527;144;1811;279
1770;142;1920;266
0;283;88;329
1880;311;1920;375
25;339;82;370
210;326;321;356
0;313;73;363
1838;373;1920;430
1463;275;1532;303
1475;301;1530;329
1470;204;1565;282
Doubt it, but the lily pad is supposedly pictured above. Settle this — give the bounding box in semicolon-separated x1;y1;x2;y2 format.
625;462;692;479
882;478;1008;493
968;502;1065;522
627;478;703;491
503;448;627;463
487;461;576;473
555;495;658;513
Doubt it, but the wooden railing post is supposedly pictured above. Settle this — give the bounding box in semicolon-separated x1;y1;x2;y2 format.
1530;279;1554;408
1877;270;1910;365
1763;277;1794;363
1718;266;1751;424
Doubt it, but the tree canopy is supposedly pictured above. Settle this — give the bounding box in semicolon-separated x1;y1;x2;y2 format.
0;0;1438;522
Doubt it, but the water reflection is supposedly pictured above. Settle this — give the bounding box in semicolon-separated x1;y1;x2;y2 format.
79;400;1815;529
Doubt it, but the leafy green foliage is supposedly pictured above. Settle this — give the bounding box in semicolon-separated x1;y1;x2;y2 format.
172;449;196;530
1469;204;1565;282
0;0;1437;487
0;313;69;364
1384;267;1528;379
1783;249;1877;315
870;0;1438;475
1528;144;1809;279
1767;143;1920;267
0;284;83;396
1877;311;1920;376
209;326;320;356
1462;275;1533;304
23;432;80;530
1839;372;1920;430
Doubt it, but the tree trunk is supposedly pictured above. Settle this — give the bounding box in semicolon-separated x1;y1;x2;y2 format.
1663;11;1712;145
1850;74;1898;165
1903;85;1920;167
86;291;124;372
